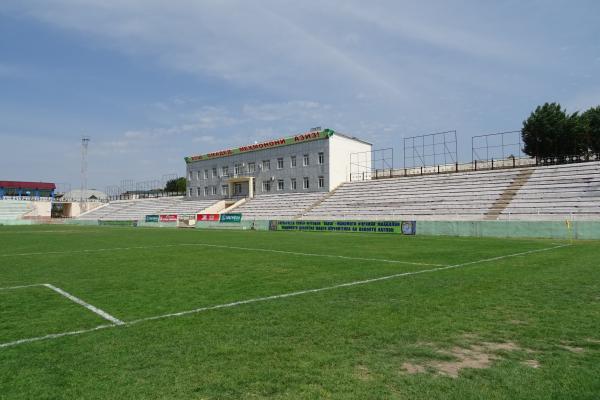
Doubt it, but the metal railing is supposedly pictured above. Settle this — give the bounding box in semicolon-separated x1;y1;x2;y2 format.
350;153;600;182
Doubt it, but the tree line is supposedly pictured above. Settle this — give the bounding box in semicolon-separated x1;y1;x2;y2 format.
522;103;600;158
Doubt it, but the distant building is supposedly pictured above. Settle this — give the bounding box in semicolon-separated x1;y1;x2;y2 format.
184;128;371;199
0;181;56;199
60;189;108;202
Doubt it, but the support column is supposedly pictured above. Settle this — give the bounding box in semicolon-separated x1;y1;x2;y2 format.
249;177;254;199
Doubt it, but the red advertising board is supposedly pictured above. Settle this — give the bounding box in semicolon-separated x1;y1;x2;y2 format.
196;213;220;222
159;214;178;222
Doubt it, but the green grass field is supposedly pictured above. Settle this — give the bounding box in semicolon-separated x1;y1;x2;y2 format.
0;225;599;399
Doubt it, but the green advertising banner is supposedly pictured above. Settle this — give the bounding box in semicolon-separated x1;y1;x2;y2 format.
145;215;159;223
98;220;138;227
273;220;416;234
220;213;243;223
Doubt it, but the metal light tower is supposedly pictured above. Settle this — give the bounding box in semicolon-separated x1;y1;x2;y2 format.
80;136;90;203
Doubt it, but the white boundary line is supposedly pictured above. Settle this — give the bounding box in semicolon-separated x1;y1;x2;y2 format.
0;283;45;291
42;284;124;325
0;283;123;326
0;242;446;267
0;244;569;349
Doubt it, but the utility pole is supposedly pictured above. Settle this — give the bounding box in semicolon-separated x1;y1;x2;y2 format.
80;136;90;203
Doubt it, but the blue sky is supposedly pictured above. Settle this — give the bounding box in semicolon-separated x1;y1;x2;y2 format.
1;1;599;190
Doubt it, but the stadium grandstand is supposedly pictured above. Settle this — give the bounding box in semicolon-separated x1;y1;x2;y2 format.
2;128;599;226
0;180;55;199
65;130;600;225
0;181;55;221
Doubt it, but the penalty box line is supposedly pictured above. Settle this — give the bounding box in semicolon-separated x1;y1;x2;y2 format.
0;244;569;349
0;283;124;326
0;243;446;267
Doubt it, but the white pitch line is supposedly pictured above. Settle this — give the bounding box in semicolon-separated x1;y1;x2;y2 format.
0;243;445;267
0;244;569;349
126;244;570;325
0;283;45;291
177;243;445;267
0;324;116;348
43;284;124;325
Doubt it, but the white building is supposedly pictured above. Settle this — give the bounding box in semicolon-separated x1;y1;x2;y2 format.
185;128;371;199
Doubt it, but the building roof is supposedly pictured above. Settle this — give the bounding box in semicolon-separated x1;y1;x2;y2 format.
185;128;334;163
0;181;56;190
332;131;372;146
185;128;371;163
61;189;108;200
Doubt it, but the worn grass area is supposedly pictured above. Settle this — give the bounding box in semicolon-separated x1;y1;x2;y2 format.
0;225;598;399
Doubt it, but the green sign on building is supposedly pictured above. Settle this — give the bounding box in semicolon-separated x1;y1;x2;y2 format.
220;213;243;223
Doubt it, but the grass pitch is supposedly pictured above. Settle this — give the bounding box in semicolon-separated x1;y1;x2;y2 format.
0;225;599;399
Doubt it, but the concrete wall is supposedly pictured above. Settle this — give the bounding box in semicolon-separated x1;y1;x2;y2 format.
64;201;105;217
328;134;372;190
417;220;600;240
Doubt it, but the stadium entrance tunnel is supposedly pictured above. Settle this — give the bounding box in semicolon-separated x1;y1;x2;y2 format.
227;176;254;199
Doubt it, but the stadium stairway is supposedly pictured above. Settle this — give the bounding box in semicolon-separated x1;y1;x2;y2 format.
484;168;534;220
499;161;600;220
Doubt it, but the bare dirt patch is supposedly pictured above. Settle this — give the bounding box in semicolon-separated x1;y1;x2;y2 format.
432;346;494;378
508;319;527;325
401;362;425;375
400;340;537;378
559;344;585;353
522;359;540;368
354;365;372;381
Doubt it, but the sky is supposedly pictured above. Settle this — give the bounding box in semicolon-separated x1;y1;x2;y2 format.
0;0;599;191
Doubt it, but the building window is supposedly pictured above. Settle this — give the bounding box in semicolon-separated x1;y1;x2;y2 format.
189;187;193;196
291;156;297;168
197;187;202;196
248;162;256;173
303;154;309;166
222;185;229;196
197;170;202;180
204;169;209;179
212;168;217;178
318;152;324;165
221;166;229;177
318;176;324;188
188;171;192;180
277;158;284;169
234;163;242;175
234;183;242;195
204;186;209;196
211;186;217;195
277;179;284;191
262;160;270;171
303;177;309;189
262;181;271;192
291;178;297;190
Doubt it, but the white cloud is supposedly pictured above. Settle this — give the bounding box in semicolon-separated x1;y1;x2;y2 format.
242;101;329;122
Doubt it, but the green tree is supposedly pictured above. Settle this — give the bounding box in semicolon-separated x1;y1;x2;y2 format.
164;177;186;193
580;106;600;154
521;102;581;158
